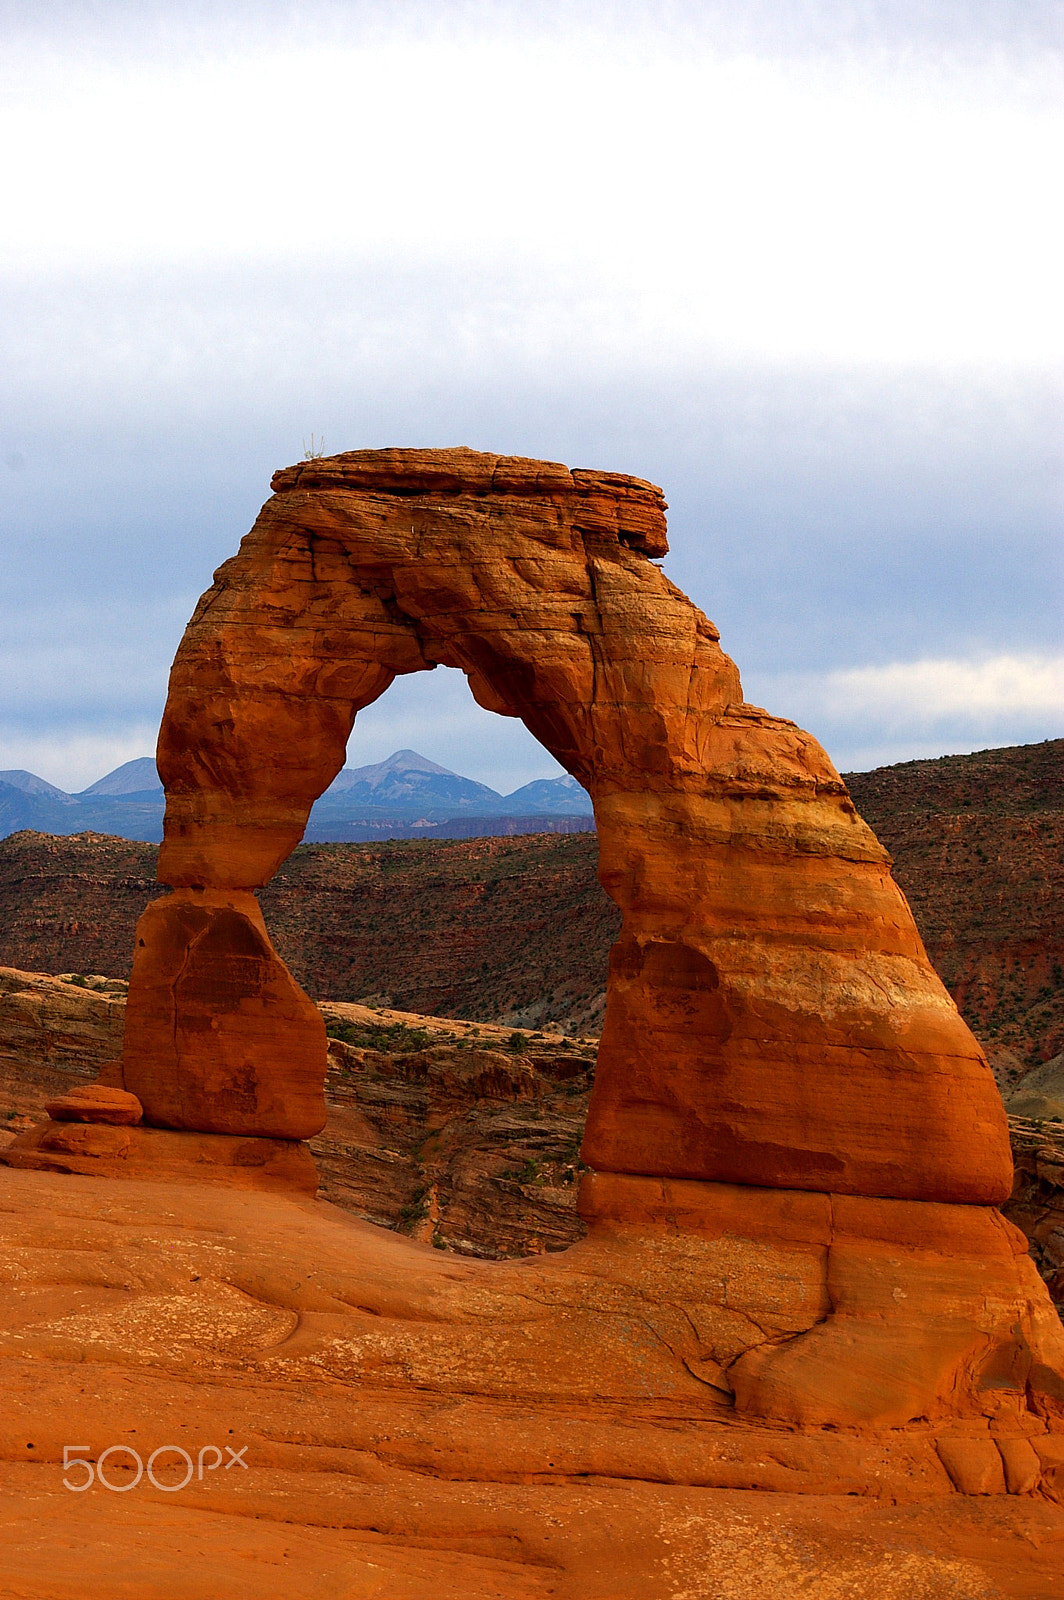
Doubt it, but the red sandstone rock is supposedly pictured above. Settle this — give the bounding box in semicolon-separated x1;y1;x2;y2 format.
579;1170;1064;1430
122;889;326;1139
126;448;1009;1209
43;1084;142;1125
3;1120;317;1193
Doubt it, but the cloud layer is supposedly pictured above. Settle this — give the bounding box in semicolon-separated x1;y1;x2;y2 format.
747;651;1064;773
1;2;1060;789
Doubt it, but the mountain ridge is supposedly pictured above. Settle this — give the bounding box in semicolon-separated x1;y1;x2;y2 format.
0;749;594;843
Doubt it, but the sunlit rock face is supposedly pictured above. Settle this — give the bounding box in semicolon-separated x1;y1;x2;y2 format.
121;447;1010;1203
8;449;1062;1494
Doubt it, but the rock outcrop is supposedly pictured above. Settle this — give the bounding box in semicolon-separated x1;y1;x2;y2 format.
4;969;1064;1311
0;966;126;1074
5;448;1062;1506
1006;1052;1064;1122
44;1084;142;1124
1006;1115;1064;1308
121;449;1009;1207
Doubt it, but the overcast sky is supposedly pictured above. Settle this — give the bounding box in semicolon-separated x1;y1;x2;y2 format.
2;0;1061;793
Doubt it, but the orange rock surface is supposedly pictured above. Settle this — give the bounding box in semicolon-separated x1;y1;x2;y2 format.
3;449;1062;1589
43;1084;142;1124
0;1166;1060;1598
3;1121;318;1193
122;890;326;1139
127;448;1007;1207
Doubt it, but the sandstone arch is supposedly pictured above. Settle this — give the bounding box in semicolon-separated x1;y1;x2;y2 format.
121;447;1011;1207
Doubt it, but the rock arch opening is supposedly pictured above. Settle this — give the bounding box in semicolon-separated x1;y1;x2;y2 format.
322;659;577;816
121;447;1011;1206
289;663;608;1035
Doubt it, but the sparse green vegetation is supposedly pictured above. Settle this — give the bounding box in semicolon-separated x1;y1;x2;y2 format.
398;1186;430;1231
325;1019;432;1053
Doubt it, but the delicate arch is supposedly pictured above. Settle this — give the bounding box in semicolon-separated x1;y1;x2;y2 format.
122;449;1010;1204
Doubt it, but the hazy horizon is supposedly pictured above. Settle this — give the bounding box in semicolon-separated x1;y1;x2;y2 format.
8;722;1062;802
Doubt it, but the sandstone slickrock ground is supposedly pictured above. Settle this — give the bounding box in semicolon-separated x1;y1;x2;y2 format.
0;1165;1062;1598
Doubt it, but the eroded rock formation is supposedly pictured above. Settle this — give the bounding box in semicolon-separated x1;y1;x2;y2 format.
6;448;1063;1487
131;449;1008;1204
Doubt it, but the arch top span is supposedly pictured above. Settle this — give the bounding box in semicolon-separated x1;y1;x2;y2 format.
124;446;1012;1207
269;446;671;559
157;446;743;891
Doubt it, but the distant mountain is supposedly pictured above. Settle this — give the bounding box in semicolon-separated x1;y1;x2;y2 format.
503;775;593;815
80;757;162;797
316;749;505;817
0;781;166;842
319;751;592;817
326;749;457;793
0;757;166;842
0;770;74;801
0;780;80;837
0;750;593;845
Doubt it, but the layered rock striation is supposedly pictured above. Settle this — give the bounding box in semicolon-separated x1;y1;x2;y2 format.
129;449;1008;1205
7;447;1062;1477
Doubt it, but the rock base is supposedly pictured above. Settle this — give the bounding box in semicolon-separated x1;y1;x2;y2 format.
579;1171;1064;1436
0;1166;1062;1596
0;1120;318;1194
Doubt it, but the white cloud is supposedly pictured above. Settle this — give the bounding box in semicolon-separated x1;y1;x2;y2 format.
818;652;1064;720
0;4;1058;790
746;651;1064;772
1;18;1060;364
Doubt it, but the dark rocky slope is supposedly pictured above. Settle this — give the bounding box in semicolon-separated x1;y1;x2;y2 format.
846;737;1064;1072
